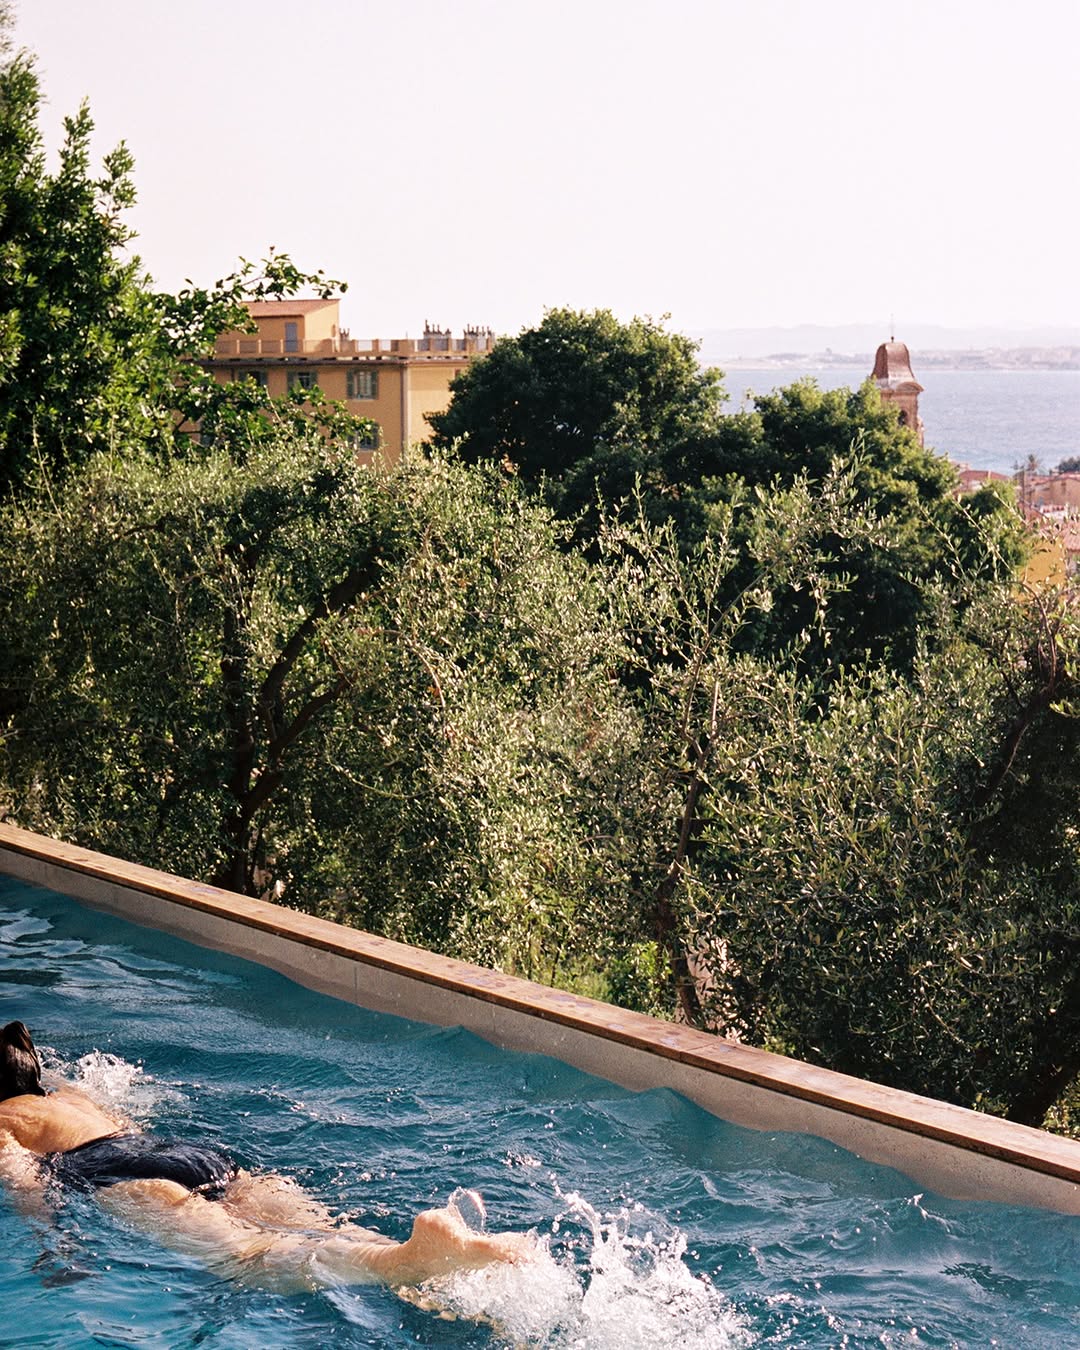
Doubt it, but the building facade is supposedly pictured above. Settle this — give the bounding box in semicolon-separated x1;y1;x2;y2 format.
202;299;494;462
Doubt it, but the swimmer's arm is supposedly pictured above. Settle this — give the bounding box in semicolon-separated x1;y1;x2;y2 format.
0;1129;40;1190
0;1130;51;1218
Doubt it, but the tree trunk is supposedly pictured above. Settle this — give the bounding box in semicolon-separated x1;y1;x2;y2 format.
654;891;704;1027
212;550;380;896
216;577;258;894
652;681;722;1028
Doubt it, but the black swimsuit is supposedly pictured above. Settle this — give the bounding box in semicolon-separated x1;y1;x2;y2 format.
48;1133;237;1197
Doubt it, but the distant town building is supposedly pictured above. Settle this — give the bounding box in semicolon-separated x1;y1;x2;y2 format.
954;467;1010;494
201;299;494;463
871;340;925;445
1017;470;1080;516
1014;470;1080;582
954;463;1080;585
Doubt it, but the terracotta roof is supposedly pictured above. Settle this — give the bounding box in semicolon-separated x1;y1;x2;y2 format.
872;340;924;393
956;467;1010;491
244;299;340;317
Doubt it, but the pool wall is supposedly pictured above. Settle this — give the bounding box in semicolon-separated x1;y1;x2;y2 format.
4;821;1080;1215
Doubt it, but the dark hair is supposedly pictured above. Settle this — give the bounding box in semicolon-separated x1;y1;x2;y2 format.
0;1021;45;1101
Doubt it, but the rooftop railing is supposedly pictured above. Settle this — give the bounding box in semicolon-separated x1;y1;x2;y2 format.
212;334;496;359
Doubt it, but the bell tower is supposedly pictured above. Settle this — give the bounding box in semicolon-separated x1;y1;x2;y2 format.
871;339;925;445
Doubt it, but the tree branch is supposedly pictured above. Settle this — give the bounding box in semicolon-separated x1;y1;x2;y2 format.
256;553;378;719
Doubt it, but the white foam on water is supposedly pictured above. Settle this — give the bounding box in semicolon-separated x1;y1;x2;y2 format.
50;1049;183;1124
424;1189;751;1349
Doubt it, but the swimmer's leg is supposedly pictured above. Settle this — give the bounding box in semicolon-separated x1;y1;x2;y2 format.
99;1179;263;1251
97;1182;307;1285
216;1178;532;1283
221;1171;395;1244
99;1181;533;1290
97;1178;402;1289
315;1203;535;1287
223;1171;342;1229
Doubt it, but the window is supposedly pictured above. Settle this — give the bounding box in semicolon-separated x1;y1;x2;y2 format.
287;370;318;392
347;368;378;400
236;369;268;389
284;321;299;354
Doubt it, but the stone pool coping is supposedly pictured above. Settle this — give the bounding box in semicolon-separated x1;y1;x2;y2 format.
3;821;1080;1214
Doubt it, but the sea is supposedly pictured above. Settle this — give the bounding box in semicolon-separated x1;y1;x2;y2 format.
720;366;1080;477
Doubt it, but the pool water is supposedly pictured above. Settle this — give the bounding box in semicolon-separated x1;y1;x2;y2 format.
3;878;1080;1348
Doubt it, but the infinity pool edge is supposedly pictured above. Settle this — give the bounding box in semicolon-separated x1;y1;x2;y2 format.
3;820;1078;1215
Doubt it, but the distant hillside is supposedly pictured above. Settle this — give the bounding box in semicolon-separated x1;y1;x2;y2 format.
693;324;1080;366
716;347;1080;374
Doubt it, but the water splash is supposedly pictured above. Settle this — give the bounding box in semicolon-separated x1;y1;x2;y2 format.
447;1186;487;1232
50;1049;182;1124
426;1188;750;1349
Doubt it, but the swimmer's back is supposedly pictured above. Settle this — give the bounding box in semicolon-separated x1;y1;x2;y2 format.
0;1085;127;1155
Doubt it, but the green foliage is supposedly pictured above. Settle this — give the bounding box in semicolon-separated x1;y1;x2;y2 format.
0;47;156;490
428;307;726;528
429;315;1029;677
553;474;1080;1125
687;380;1030;670
603;942;667;1016
681;584;1080;1125
3;420;1079;1124
0;37;372;491
587;468;893;1019
0;444;637;974
1043;1077;1080;1138
696;377;955;502
293;455;640;972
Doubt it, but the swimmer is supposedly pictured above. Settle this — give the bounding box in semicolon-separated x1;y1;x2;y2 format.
0;1020;534;1288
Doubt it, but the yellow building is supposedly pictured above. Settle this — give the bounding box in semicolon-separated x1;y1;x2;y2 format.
203;299;493;463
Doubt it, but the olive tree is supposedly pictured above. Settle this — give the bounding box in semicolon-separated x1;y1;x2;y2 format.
682;580;1080;1127
582;464;1080;1127
0;443;636;974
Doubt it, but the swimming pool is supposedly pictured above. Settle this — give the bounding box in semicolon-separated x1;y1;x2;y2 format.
3;876;1080;1348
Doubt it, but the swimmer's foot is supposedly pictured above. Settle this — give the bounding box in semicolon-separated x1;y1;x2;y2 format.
324;1204;536;1287
408;1205;536;1273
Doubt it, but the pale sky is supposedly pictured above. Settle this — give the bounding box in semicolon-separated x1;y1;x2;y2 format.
12;0;1080;339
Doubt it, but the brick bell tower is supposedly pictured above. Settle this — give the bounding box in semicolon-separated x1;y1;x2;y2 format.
871;339;925;445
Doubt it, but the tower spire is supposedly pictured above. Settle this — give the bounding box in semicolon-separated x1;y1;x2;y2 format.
871;337;925;446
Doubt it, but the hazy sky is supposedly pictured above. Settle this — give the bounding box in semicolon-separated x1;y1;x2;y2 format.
13;0;1079;339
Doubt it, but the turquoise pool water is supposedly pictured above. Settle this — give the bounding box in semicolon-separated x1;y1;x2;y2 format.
3;877;1080;1348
